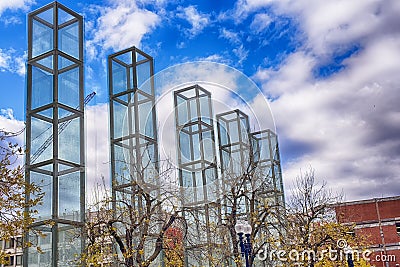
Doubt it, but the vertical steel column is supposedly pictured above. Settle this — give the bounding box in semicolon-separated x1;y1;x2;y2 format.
174;85;220;266
25;2;85;267
108;46;160;263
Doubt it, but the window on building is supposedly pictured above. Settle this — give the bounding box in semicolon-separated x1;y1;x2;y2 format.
16;237;23;248
16;254;23;266
5;255;14;266
396;222;400;235
4;238;14;249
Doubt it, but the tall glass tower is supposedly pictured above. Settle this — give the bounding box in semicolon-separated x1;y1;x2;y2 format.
109;47;158;193
174;85;221;266
108;46;161;264
25;2;85;267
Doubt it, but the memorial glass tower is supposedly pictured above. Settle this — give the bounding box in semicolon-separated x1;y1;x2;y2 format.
25;2;85;267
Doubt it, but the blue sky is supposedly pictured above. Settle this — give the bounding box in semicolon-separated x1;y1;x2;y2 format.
1;0;400;202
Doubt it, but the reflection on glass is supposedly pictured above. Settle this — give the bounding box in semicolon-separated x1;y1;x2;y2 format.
59;117;80;164
59;172;80;220
30;172;52;220
32;19;53;58
58;224;81;267
112;61;127;94
58;67;79;108
137;61;151;93
59;22;79;59
31;116;53;163
32;66;53;109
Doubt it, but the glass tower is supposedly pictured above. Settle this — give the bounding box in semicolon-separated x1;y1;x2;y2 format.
174;85;221;266
108;46;161;264
216;109;253;218
25;2;85;267
109;47;158;193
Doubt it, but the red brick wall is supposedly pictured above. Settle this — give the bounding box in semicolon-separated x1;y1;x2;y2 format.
335;198;400;267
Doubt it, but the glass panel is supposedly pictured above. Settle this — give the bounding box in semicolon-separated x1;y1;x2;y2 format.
179;130;190;164
113;144;131;185
189;98;197;122
240;116;249;143
36;7;53;25
199;95;210;123
112;61;128;94
138;100;154;138
58;55;75;70
59;172;80;220
31;116;53;163
30;172;52;220
59;21;79;59
195;173;204;202
32;66;53;109
58;66;79;108
205;167;216;183
202;130;214;162
58;224;81;267
260;138;269;161
113;100;128;139
28;227;52;266
136;51;146;62
32;19;53;58
177;96;188;126
192;134;200;161
36;55;53;69
116;51;132;66
221;149;230;172
59;117;80;164
218;119;228;146
182;170;193;188
137;60;150;94
58;8;74;25
228;120;239;144
140;143;158;184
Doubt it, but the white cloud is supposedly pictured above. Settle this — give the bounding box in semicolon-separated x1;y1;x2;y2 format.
0;49;26;76
244;0;400;201
256;36;400;201
250;13;272;33
266;0;400;56
85;103;111;204
86;0;160;59
219;28;241;44
176;5;210;37
232;45;249;66
0;109;25;167
0;0;34;17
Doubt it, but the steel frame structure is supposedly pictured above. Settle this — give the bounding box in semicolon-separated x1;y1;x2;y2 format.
25;2;85;267
174;85;221;266
108;46;161;264
217;110;285;266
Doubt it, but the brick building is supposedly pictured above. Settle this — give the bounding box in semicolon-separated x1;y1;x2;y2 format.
335;196;400;267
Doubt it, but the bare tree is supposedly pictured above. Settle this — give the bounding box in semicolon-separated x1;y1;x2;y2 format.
214;158;285;267
81;158;187;267
284;167;368;267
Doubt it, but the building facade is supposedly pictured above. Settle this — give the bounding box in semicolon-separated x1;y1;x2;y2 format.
335;196;400;267
1;237;23;267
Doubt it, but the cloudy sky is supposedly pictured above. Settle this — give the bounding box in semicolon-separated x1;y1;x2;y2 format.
0;0;399;202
